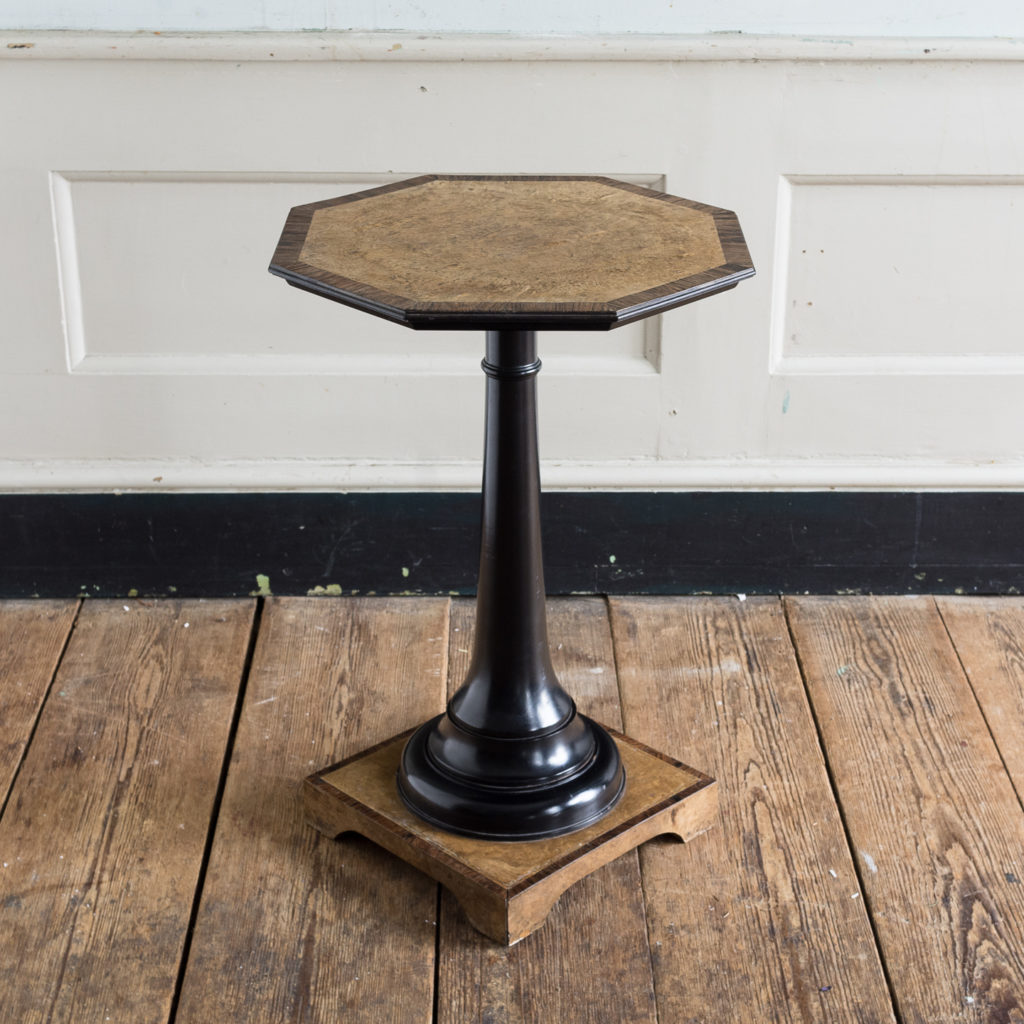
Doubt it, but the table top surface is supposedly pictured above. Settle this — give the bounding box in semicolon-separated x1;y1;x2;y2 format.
269;175;754;331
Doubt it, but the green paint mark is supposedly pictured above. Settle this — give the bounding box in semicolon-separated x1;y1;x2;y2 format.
837;665;851;677
913;573;926;581
401;567;410;578
782;391;791;414
307;583;343;596
608;554;617;564
127;588;138;598
253;574;272;597
167;585;178;593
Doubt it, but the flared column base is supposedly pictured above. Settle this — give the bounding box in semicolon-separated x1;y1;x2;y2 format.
396;713;625;841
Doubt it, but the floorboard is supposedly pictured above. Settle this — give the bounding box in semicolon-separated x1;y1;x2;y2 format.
0;599;254;1023
436;598;658;1024
0;600;78;807
174;597;449;1024
938;596;1024;810
787;596;1024;1023
3;595;1024;1022
610;596;896;1023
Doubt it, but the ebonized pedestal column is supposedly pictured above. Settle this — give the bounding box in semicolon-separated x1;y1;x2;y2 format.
398;330;624;839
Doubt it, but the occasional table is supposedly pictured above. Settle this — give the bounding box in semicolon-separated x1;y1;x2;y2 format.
269;175;753;944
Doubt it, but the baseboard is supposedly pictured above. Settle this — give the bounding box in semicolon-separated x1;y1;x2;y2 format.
1;492;1021;598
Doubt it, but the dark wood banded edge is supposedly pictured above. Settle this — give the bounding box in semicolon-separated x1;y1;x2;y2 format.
271;258;753;331
586;177;722;214
269;206;315;265
612;269;754;325
405;311;621;331
289;175;667;218
608;725;716;785
386;820;510;897
432;174;613;184
274;249;422;314
277;253;627;319
304;774;509;897
274;270;414;327
269;255;425;322
507;777;716;897
290;175;441;216
613;262;752;311
272;256;650;330
308;726;418;780
713;209;754;265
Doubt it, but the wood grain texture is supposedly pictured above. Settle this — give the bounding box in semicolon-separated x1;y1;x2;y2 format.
300;178;726;305
174;597;449;1024
938;596;1024;798
312;726;709;891
270;175;754;330
304;725;713;945
787;596;1024;1024
610;596;896;1023
0;599;254;1023
437;597;660;1023
0;599;78;804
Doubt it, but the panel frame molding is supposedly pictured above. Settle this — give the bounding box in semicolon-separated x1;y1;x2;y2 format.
50;168;662;378
769;173;1024;378
5;31;1024;63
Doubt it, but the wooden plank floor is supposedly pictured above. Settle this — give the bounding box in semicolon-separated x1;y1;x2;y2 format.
2;595;1024;1022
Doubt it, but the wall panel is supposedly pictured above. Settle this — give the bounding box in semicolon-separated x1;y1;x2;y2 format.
1;36;1023;489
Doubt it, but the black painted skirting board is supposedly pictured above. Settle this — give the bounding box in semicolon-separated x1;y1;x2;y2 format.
1;492;1022;599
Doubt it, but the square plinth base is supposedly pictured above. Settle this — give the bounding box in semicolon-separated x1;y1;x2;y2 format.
303;726;717;945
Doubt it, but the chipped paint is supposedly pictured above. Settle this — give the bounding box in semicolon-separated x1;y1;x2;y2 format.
608;554;617;564
401;567;410;578
252;573;272;597
307;583;344;596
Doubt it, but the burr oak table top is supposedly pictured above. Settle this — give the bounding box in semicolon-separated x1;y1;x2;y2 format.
269;175;754;330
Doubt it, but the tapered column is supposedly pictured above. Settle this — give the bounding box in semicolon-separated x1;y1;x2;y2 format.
451;329;570;736
398;330;625;840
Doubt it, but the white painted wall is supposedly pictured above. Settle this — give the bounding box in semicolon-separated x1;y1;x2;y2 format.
2;33;1024;492
4;1;1024;37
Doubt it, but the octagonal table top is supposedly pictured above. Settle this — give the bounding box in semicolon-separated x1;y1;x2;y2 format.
269;175;754;331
